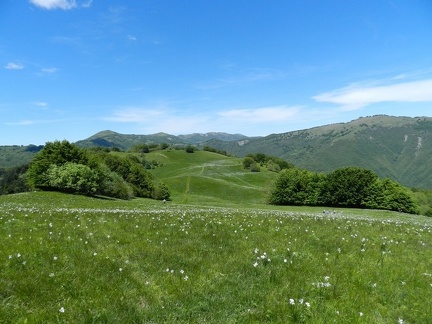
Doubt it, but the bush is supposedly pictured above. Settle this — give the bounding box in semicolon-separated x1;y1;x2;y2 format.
47;163;99;195
250;163;261;172
185;145;196;153
242;157;255;169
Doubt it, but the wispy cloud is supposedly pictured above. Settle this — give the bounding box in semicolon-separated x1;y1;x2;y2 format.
30;0;77;10
82;0;93;8
5;62;24;70
5;119;65;126
219;105;301;123
41;67;58;73
29;0;93;10
33;102;49;108
102;104;308;136
103;107;165;123
196;68;286;90
313;79;432;110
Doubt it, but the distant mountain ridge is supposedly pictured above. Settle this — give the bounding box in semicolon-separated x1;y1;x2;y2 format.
74;131;250;150
1;115;431;188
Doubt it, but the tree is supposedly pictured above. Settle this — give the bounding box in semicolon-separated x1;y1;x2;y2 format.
266;159;281;173
129;144;150;153
185;145;196;153
243;157;255;169
0;165;30;195
27;140;88;189
379;178;419;214
250;162;261;172
322;167;378;208
268;168;324;205
47;163;99;195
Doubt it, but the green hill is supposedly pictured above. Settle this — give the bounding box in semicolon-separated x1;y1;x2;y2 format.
0;145;43;168
145;149;278;207
205;115;432;188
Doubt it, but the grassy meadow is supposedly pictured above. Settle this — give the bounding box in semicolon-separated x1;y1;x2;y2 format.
1;150;432;323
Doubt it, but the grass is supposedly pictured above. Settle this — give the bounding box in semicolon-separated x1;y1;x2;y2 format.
1;150;431;322
2;191;432;323
147;150;277;207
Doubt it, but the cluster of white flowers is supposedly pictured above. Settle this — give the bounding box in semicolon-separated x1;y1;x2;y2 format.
289;298;311;308
312;276;331;288
166;268;189;281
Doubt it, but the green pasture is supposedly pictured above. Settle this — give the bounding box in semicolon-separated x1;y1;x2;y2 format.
1;191;432;323
1;150;432;322
147;150;277;206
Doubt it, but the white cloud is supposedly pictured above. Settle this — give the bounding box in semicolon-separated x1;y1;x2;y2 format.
5;119;65;126
41;67;58;73
33;102;48;107
30;0;77;10
82;0;93;8
102;105;308;136
5;62;24;70
29;0;93;10
103;107;165;123
313;79;432;110
219;105;301;123
127;35;137;41
7;120;37;126
195;68;286;90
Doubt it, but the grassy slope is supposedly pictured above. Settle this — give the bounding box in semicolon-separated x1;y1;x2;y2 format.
2;151;432;322
147;150;278;207
1;192;432;323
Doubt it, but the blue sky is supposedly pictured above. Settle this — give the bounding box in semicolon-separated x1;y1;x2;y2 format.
1;0;432;145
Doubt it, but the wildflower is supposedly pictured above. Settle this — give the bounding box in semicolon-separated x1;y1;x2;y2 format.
53;256;58;261
305;302;311;307
119;268;123;272
253;261;258;267
359;312;363;316
17;253;21;258
49;273;55;277
180;269;184;274
93;252;97;256
283;258;287;263
289;298;295;305
398;318;404;324
59;307;65;313
184;275;188;281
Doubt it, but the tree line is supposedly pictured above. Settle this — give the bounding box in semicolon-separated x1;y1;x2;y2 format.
268;166;419;214
7;140;170;200
243;153;294;172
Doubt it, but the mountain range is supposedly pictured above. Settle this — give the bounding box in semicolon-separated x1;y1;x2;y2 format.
1;115;431;189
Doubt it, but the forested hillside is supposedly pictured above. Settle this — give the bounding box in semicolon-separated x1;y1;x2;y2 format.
205;115;432;188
